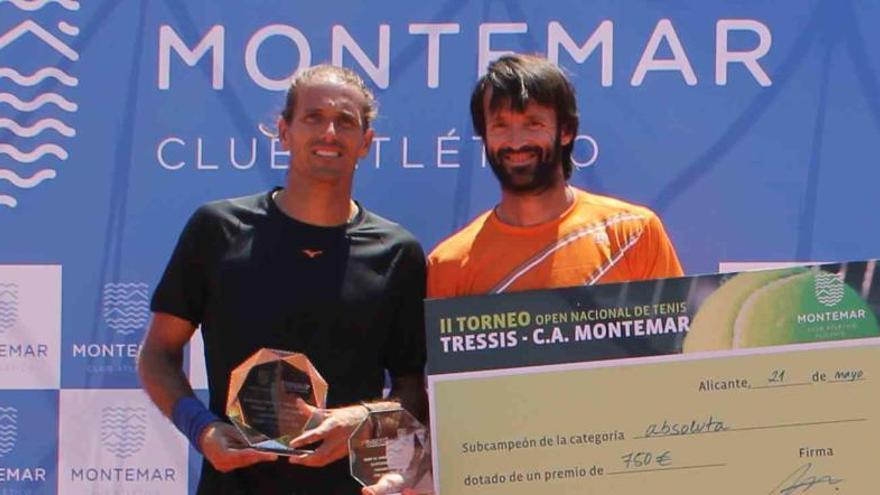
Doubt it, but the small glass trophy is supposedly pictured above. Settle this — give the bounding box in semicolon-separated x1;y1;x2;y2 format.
349;408;433;494
226;348;327;455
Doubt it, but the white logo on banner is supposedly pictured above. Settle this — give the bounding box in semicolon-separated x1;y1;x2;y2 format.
100;405;147;459
60;390;187;491
102;283;150;335
0;266;61;389
0;0;79;208
814;271;845;307
0;406;17;457
0;282;17;331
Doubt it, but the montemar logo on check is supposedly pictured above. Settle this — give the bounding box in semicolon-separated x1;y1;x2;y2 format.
796;271;871;327
814;272;844;307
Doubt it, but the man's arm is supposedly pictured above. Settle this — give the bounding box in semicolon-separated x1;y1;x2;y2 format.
138;312;197;415
138;312;277;471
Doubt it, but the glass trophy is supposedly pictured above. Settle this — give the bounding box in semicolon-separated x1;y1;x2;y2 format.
349;408;433;494
226;348;327;455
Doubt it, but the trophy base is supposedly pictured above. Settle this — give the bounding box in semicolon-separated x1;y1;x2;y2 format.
251;445;315;456
250;439;315;456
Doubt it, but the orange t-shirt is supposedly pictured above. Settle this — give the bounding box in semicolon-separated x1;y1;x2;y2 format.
427;188;683;298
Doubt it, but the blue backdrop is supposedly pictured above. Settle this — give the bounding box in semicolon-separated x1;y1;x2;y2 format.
1;0;878;493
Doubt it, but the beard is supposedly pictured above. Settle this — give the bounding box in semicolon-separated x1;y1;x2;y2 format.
486;133;564;194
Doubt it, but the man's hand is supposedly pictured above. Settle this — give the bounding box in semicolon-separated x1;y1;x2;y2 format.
200;422;278;472
288;405;368;467
362;473;428;495
362;473;403;495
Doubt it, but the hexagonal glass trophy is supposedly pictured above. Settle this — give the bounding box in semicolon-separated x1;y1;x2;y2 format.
226;348;327;455
349;408;433;494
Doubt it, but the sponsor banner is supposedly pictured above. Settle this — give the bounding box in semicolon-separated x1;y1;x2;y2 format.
1;0;879;492
58;389;187;494
3;4;879;378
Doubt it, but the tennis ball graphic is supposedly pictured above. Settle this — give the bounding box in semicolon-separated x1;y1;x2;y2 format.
684;267;878;352
683;267;805;351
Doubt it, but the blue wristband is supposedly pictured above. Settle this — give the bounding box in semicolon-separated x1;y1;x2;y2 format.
171;396;220;454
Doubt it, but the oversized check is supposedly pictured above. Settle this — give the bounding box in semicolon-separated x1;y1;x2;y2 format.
425;261;880;494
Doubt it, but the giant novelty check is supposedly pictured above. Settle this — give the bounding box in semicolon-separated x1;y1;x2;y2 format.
425;261;880;494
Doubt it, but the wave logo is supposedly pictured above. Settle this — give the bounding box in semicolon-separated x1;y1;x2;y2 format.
102;282;149;335
100;405;146;460
0;0;79;208
0;406;17;457
0;282;17;332
814;271;845;308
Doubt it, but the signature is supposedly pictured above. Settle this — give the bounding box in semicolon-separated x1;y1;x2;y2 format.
769;463;844;495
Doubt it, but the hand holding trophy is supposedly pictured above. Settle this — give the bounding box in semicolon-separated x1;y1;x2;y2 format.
350;407;433;495
226;348;327;455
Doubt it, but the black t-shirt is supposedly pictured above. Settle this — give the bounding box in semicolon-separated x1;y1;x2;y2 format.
151;189;426;495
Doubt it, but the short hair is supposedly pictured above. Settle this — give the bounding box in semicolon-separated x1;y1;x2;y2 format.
470;54;580;179
280;65;378;130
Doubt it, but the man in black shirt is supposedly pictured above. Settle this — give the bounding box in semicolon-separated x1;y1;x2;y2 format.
138;65;427;495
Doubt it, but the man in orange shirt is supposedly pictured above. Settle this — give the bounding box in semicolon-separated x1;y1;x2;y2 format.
428;54;683;298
